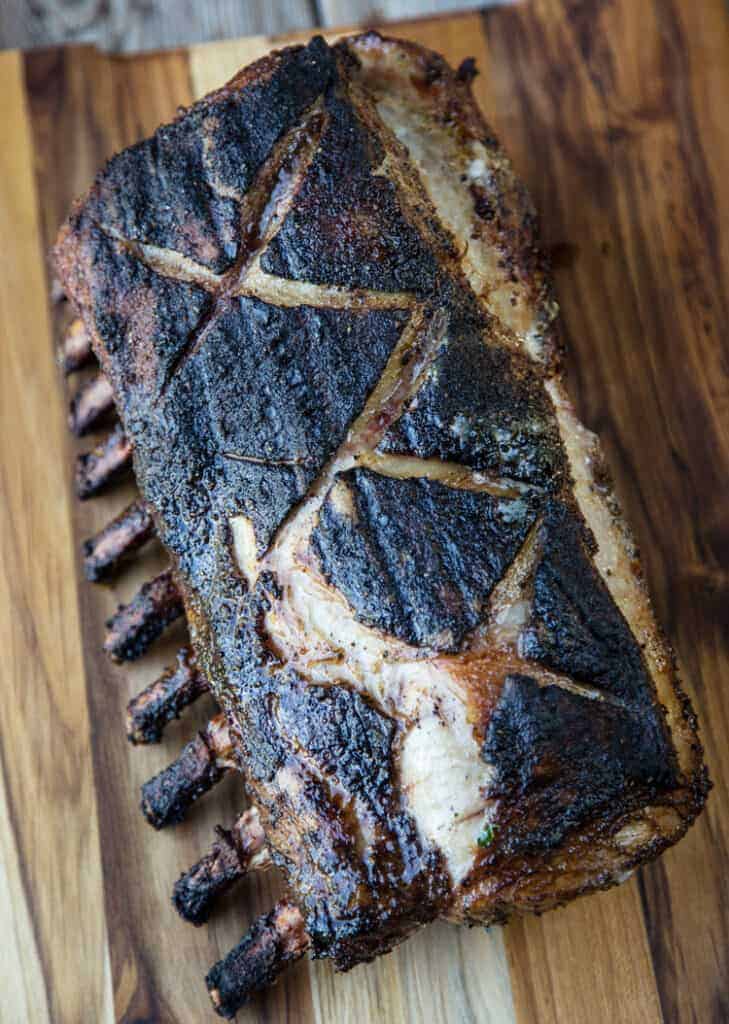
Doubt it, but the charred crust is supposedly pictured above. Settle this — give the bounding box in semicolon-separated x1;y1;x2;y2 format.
170;298;409;554
313;467;541;650
522;500;670;711
456;57;479;85
80;265;408;562
261;78;441;296
459;764;710;924
233;674;448;964
78;226;213;403
55;29;707;960
481;674;677;858
379;332;566;487
80;37;336;273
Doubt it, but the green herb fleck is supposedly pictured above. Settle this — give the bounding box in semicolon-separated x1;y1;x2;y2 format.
477;824;497;848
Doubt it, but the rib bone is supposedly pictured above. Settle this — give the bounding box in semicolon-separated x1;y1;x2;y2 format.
173;807;270;925
58;317;94;375
206;901;310;1018
127;646;209;744
68;371;114;435
104;569;184;662
75;425;133;499
83;499;155;582
141;713;235;829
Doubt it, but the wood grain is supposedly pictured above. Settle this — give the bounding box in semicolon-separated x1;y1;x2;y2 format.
1;3;727;1022
0;49;112;1024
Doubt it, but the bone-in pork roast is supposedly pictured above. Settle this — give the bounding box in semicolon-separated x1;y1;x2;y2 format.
55;32;708;1015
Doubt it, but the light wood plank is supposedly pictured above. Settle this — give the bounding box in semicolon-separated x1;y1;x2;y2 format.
0;48;113;1024
506;884;663;1024
0;759;51;1024
311;922;514;1024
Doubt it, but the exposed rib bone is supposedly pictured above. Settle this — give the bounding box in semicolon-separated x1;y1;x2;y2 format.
58;317;94;375
83;499;155;582
141;713;235;829
75;425;133;499
68;371;115;435
173;807;270;925
104;569;184;663
127;646;209;744
206;901;310;1018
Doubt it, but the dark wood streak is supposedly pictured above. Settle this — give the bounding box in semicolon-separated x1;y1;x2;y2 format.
481;1;729;1022
655;3;729;332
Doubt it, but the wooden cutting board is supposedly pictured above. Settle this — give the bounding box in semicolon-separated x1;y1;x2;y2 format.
1;3;727;1021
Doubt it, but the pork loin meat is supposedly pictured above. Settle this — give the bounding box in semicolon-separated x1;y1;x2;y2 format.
55;31;708;983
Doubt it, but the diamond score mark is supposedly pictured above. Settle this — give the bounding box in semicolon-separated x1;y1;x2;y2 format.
91;84;638;716
100;100;417;399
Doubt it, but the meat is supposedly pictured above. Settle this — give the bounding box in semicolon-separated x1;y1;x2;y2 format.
54;31;708;1016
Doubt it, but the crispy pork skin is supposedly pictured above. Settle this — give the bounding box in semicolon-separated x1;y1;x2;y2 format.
55;32;707;971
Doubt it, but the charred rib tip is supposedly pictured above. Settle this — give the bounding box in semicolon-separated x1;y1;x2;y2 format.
58;317;93;375
103;569;184;663
68;371;114;435
141;713;235;829
127;646;208;744
75;426;132;500
206;901;309;1018
173;807;269;926
83;499;155;582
